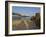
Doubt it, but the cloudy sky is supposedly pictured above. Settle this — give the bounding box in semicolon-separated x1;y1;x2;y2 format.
12;6;40;16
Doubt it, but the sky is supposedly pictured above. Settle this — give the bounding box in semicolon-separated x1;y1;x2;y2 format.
12;6;40;16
